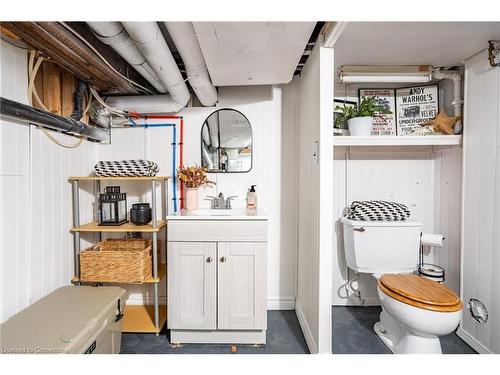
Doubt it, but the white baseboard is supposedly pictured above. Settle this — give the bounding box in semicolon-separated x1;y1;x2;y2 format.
267;297;295;310
295;300;317;354
456;327;492;354
332;297;380;307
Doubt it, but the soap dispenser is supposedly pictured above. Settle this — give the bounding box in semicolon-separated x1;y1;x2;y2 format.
246;185;257;210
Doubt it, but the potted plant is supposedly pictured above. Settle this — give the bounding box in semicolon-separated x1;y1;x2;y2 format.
177;165;216;210
335;96;392;136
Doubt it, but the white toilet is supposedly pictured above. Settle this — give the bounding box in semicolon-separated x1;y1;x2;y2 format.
341;218;463;354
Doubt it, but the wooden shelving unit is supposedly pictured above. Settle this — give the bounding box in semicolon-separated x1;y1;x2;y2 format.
333;135;462;147
71;263;167;285
69;176;169;182
122;305;167;334
71;220;167;233
69;175;170;335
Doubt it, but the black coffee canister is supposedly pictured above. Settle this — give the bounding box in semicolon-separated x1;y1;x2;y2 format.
130;203;152;225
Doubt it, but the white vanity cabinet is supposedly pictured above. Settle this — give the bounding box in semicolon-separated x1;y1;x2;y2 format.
166;211;268;344
217;241;267;330
168;241;217;330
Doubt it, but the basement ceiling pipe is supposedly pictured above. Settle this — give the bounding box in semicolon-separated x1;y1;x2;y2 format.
0;97;108;142
105;22;191;113
164;22;218;106
433;69;463;134
87;22;167;94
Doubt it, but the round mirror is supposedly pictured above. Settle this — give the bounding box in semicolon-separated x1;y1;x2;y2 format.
201;109;252;173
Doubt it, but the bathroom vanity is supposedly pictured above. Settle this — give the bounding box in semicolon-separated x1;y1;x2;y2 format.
166;209;268;344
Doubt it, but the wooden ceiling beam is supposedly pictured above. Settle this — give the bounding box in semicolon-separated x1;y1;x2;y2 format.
0;22;151;94
65;22;158;94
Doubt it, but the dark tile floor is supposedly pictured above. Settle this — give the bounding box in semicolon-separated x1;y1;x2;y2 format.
332;306;477;354
121;306;476;354
121;310;309;354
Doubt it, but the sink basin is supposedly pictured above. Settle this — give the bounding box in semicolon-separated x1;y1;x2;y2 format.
167;208;266;220
186;209;235;216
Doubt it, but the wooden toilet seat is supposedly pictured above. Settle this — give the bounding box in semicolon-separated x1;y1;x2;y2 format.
378;274;463;312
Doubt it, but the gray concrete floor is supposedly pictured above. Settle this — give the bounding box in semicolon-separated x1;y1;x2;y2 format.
332;306;476;354
121;310;309;354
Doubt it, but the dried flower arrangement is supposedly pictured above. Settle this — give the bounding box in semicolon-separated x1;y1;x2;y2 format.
177;165;216;189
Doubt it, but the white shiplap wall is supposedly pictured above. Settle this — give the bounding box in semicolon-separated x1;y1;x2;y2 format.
294;40;334;354
458;50;500;354
332;146;463;305
29;129;96;303
281;78;300;303
0;41;30;322
0;41;97;322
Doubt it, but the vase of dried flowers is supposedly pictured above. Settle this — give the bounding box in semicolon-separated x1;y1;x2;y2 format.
185;188;199;210
177;165;216;210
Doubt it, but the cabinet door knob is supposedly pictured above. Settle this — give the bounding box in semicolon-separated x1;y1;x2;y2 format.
206;257;212;263
220;256;227;263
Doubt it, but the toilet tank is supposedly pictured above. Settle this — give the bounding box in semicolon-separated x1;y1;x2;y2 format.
341;217;422;274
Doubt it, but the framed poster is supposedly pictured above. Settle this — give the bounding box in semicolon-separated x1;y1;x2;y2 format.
333;99;357;135
396;85;439;135
359;89;396;136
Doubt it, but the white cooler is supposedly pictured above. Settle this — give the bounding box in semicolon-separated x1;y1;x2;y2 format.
0;286;128;354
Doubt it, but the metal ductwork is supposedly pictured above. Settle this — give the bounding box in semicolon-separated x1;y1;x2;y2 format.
0;97;108;142
164;22;218;106
87;22;167;94
105;22;191;114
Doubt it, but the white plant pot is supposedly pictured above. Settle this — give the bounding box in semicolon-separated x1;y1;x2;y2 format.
185;188;199;210
348;116;374;136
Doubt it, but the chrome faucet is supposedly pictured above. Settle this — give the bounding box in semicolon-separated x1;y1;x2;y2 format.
205;193;237;209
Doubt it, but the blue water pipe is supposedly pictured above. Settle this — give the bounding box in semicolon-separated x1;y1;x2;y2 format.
129;121;178;212
172;125;177;213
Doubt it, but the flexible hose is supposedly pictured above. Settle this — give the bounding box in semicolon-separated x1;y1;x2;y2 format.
89;87;127;118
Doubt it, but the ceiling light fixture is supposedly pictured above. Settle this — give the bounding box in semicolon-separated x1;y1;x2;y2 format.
339;65;433;83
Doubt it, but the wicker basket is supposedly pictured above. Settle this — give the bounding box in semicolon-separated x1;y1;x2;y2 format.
80;239;152;283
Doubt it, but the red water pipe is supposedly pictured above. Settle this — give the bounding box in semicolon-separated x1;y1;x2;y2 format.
128;112;185;209
179;117;184;209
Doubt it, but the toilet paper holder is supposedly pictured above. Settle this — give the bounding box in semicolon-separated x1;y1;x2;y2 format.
418;232;446;282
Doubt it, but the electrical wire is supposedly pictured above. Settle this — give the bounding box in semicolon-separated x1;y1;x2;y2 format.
59;22;154;95
28;50;87;148
89;86;127;118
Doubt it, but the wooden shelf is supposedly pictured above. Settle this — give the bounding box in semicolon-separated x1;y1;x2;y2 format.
122;305;167;333
71;220;167;233
333;135;462;147
72;263;167;285
68;176;169;181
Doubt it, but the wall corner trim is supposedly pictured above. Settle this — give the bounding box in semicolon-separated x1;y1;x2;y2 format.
456;327;492;354
295;301;318;354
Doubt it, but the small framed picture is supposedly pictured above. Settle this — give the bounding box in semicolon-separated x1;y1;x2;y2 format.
358;89;397;136
396;85;439;135
334;99;357;135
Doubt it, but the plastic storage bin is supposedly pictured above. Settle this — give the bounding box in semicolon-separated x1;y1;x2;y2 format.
0;286;128;354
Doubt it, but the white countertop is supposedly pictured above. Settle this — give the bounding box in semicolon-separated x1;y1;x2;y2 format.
166;208;267;220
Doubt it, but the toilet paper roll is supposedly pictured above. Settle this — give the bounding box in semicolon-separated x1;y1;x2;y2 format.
421;233;445;247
